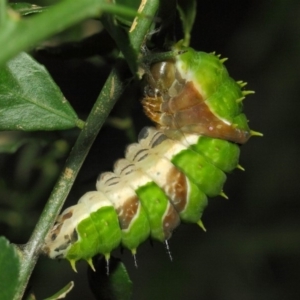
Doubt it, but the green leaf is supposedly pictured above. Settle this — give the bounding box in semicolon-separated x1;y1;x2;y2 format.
43;281;74;300
0;52;84;131
88;256;133;300
177;0;197;46
9;3;48;16
0;236;21;300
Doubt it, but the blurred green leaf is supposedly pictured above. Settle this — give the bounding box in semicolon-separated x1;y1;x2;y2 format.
88;256;133;300
43;281;74;300
114;0;140;25
0;132;32;153
107;261;132;300
9;3;48;16
101;13;138;74
0;236;21;300
0;0;143;67
177;0;196;46
24;292;36;300
0;52;84;131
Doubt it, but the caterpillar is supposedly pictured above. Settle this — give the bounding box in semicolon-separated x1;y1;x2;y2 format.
42;42;260;271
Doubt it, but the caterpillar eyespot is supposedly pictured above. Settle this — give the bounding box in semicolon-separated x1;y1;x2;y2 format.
43;43;260;271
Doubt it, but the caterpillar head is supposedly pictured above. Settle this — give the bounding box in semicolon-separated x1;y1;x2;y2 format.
144;60;185;100
142;43;259;144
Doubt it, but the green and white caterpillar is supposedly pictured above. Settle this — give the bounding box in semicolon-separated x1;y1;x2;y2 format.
43;43;260;271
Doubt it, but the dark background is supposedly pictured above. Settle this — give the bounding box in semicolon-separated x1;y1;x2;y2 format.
2;0;300;299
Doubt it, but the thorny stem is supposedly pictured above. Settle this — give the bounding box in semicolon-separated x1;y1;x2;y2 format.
13;1;159;299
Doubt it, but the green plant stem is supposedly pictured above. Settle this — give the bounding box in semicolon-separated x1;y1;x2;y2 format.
13;1;159;299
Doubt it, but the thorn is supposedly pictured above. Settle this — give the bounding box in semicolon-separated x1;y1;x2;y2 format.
131;249;138;268
197;220;207;232
236;96;245;103
237;164;245;171
242;90;255;96
220;191;229;199
250;130;263;137
220;57;228;63
133;254;138;268
164;240;173;261
69;259;77;273
105;253;110;275
237;81;247;87
86;258;96;272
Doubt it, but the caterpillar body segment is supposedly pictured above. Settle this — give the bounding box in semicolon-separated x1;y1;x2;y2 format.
43;126;240;268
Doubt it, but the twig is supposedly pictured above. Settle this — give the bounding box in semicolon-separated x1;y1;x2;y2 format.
13;1;159;299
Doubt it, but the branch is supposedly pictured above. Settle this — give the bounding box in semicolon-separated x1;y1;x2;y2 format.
13;1;159;299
